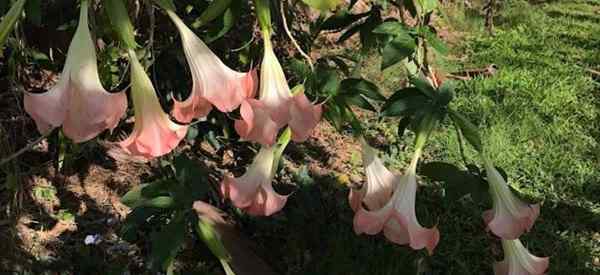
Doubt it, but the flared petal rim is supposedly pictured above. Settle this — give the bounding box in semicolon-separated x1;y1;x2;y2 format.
289;92;322;142
24;2;127;142
234;99;282;146
483;158;540;240
220;146;288;216
167;11;257;122
119;50;188;160
494;239;549;275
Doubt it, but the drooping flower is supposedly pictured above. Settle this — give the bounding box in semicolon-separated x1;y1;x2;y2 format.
483;157;540;240
24;0;127;142
235;31;321;146
119;49;188;160
494;238;549;275
166;10;257;123
352;141;440;254
220;146;288;216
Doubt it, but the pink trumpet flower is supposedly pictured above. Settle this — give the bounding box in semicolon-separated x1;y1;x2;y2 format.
235;32;321;146
352;141;440;254
24;0;126;142
166;11;257;123
483;157;540;240
494;239;549;275
119;50;188;160
220;146;288;216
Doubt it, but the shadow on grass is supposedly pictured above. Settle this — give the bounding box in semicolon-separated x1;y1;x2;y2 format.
237;167;600;275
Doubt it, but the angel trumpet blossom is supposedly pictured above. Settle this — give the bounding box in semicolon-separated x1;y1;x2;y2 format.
235;31;321;146
483;157;540;240
494;239;549;275
352;142;440;254
24;0;127;142
166;11;257;123
119;50;188;160
220;146;289;216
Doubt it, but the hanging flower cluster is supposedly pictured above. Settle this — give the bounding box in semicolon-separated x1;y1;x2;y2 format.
482;156;548;275
11;0;550;272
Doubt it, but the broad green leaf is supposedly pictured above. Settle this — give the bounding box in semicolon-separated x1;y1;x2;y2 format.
302;0;342;11
435;81;454;107
205;3;239;43
120;207;161;242
381;36;416;69
340;78;384;101
140;196;175;209
153;0;176;11
337;21;362;43
150;212;186;272
104;0;137;49
372;21;409;36
194;0;232;28
345;94;377;112
416;0;438;13
0;0;26;49
381;94;427;117
359;9;382;50
25;0;40;26
449;110;483;152
419;27;448;55
121;180;171;208
410;76;436;98
321;9;369;30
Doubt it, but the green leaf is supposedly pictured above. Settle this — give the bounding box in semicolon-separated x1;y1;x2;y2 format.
121;180;172;208
150;212;187;271
359;9;382;50
301;0;342;11
410;76;436;98
419;27;448;55
140;196;175;209
152;0;176;11
340;78;384;101
104;0;138;49
420;162;482;202
25;0;41;26
205;3;239;43
120;207;161;242
397;116;412;137
337;21;362;43
321;9;369;30
381;36;416;69
309;66;340;96
194;0;232;28
381;88;428;117
372;21;409;36
416;0;438;14
435;81;454;107
0;0;26;49
345;94;377;112
196;220;230;261
449;110;483;152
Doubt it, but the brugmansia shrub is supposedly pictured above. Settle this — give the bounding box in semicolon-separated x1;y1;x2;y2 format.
0;0;550;274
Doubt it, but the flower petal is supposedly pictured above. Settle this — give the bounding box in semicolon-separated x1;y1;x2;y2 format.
119;50;188;160
484;158;540;240
24;77;69;134
353;202;394;235
24;1;127;142
235;99;281;146
220;146;288;216
289;92;322;142
168;11;257;122
494;239;549;275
